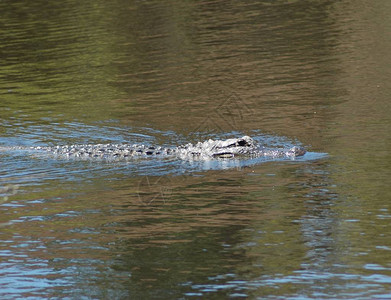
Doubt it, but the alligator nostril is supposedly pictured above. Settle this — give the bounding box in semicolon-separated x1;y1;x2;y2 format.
292;147;306;156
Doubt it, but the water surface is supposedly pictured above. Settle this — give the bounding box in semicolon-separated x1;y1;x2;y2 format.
1;0;390;298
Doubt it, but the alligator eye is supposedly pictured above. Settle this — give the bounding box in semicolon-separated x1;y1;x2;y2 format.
237;140;248;146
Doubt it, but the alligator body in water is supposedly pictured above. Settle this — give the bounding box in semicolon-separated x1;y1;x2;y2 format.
9;136;306;161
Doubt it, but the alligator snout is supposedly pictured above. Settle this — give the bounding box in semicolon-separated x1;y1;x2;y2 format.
290;146;306;157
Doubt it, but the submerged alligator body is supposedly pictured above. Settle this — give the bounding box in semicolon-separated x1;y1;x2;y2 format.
19;136;306;161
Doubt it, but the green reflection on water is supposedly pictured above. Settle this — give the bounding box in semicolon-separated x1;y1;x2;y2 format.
1;0;391;299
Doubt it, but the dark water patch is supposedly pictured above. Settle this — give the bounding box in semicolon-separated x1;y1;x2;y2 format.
1;0;391;298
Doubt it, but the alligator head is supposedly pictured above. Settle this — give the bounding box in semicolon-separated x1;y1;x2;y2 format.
209;136;256;158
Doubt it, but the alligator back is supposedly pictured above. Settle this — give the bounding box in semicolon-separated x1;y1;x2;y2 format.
1;136;306;161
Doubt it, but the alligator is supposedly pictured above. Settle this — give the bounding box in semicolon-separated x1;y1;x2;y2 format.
12;136;306;160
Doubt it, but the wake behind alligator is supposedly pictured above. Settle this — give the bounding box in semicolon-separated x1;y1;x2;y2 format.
8;136;306;161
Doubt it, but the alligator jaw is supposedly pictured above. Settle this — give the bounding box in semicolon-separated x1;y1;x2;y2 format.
212;152;235;158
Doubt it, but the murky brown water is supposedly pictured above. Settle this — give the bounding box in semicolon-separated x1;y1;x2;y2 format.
1;0;390;298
